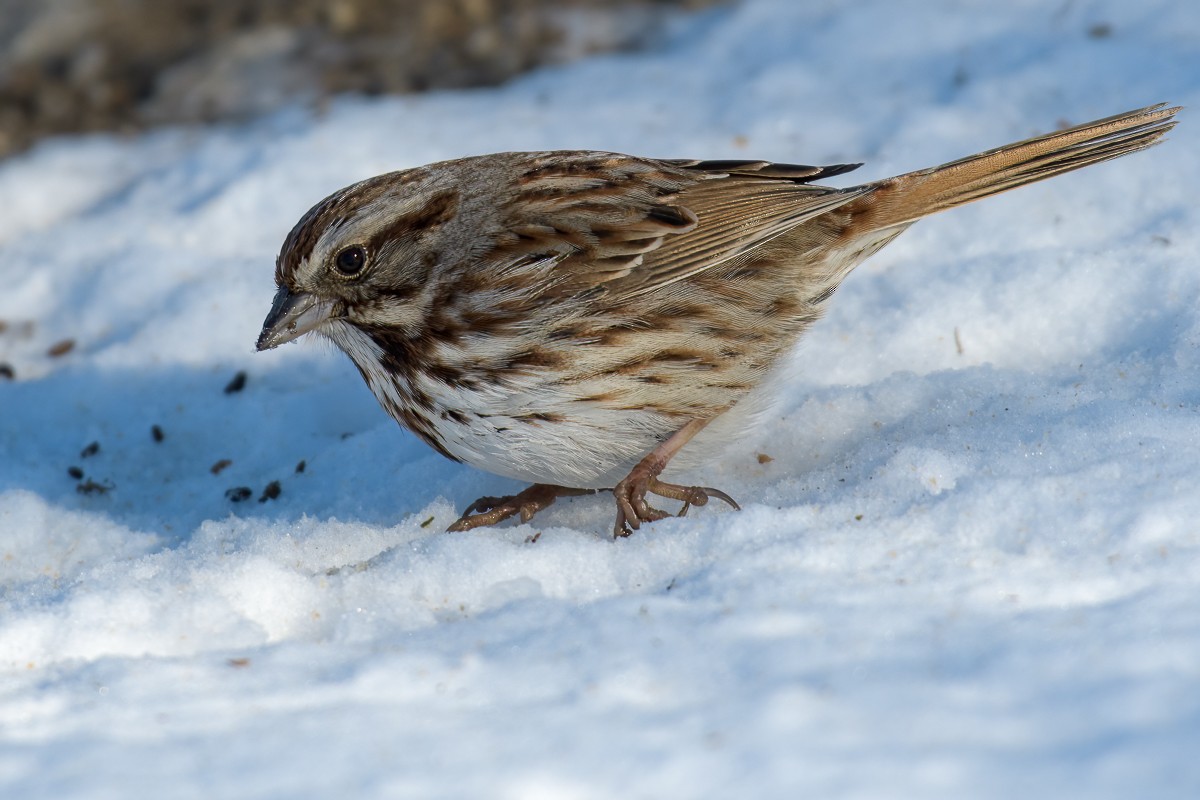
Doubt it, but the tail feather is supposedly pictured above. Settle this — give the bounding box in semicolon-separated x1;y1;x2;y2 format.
860;103;1180;231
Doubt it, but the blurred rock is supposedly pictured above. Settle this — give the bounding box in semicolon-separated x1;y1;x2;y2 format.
0;0;719;159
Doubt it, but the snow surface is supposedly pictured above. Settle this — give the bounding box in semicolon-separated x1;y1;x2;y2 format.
2;1;1199;797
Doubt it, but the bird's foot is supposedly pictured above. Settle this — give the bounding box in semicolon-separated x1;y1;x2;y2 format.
447;484;594;532
612;470;739;538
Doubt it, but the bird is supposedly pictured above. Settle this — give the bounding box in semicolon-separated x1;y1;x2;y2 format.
257;103;1179;537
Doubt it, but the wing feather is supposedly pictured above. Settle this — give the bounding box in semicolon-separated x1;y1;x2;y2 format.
486;153;866;299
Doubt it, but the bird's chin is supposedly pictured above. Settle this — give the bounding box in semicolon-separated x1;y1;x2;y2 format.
256;289;336;351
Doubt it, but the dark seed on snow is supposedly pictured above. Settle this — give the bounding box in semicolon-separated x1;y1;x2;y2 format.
224;371;247;394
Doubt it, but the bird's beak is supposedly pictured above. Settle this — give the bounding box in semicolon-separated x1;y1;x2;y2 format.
256;288;333;351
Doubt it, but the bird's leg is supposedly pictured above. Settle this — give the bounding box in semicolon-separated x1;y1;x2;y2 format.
612;418;740;538
447;484;595;532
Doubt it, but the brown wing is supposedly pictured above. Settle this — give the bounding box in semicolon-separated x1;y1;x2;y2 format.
657;159;862;181
612;163;869;298
484;153;867;299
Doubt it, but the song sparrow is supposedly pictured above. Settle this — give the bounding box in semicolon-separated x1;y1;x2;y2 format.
257;104;1178;537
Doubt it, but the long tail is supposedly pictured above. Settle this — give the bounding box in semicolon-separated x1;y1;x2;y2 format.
857;103;1179;231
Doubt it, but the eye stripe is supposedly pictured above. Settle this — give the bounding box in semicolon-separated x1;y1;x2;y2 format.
365;189;460;253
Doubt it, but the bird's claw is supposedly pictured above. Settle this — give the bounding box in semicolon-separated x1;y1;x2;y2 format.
612;476;739;538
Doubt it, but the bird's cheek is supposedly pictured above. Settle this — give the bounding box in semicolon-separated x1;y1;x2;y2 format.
355;300;426;334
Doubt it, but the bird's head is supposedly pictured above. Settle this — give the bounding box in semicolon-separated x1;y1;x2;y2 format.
256;169;460;351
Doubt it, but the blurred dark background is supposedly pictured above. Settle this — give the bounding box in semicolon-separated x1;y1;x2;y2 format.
0;0;718;160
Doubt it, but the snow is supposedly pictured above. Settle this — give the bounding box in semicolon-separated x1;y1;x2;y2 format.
2;0;1199;797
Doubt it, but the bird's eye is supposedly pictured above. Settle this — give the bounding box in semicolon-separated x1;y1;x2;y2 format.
333;245;367;276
